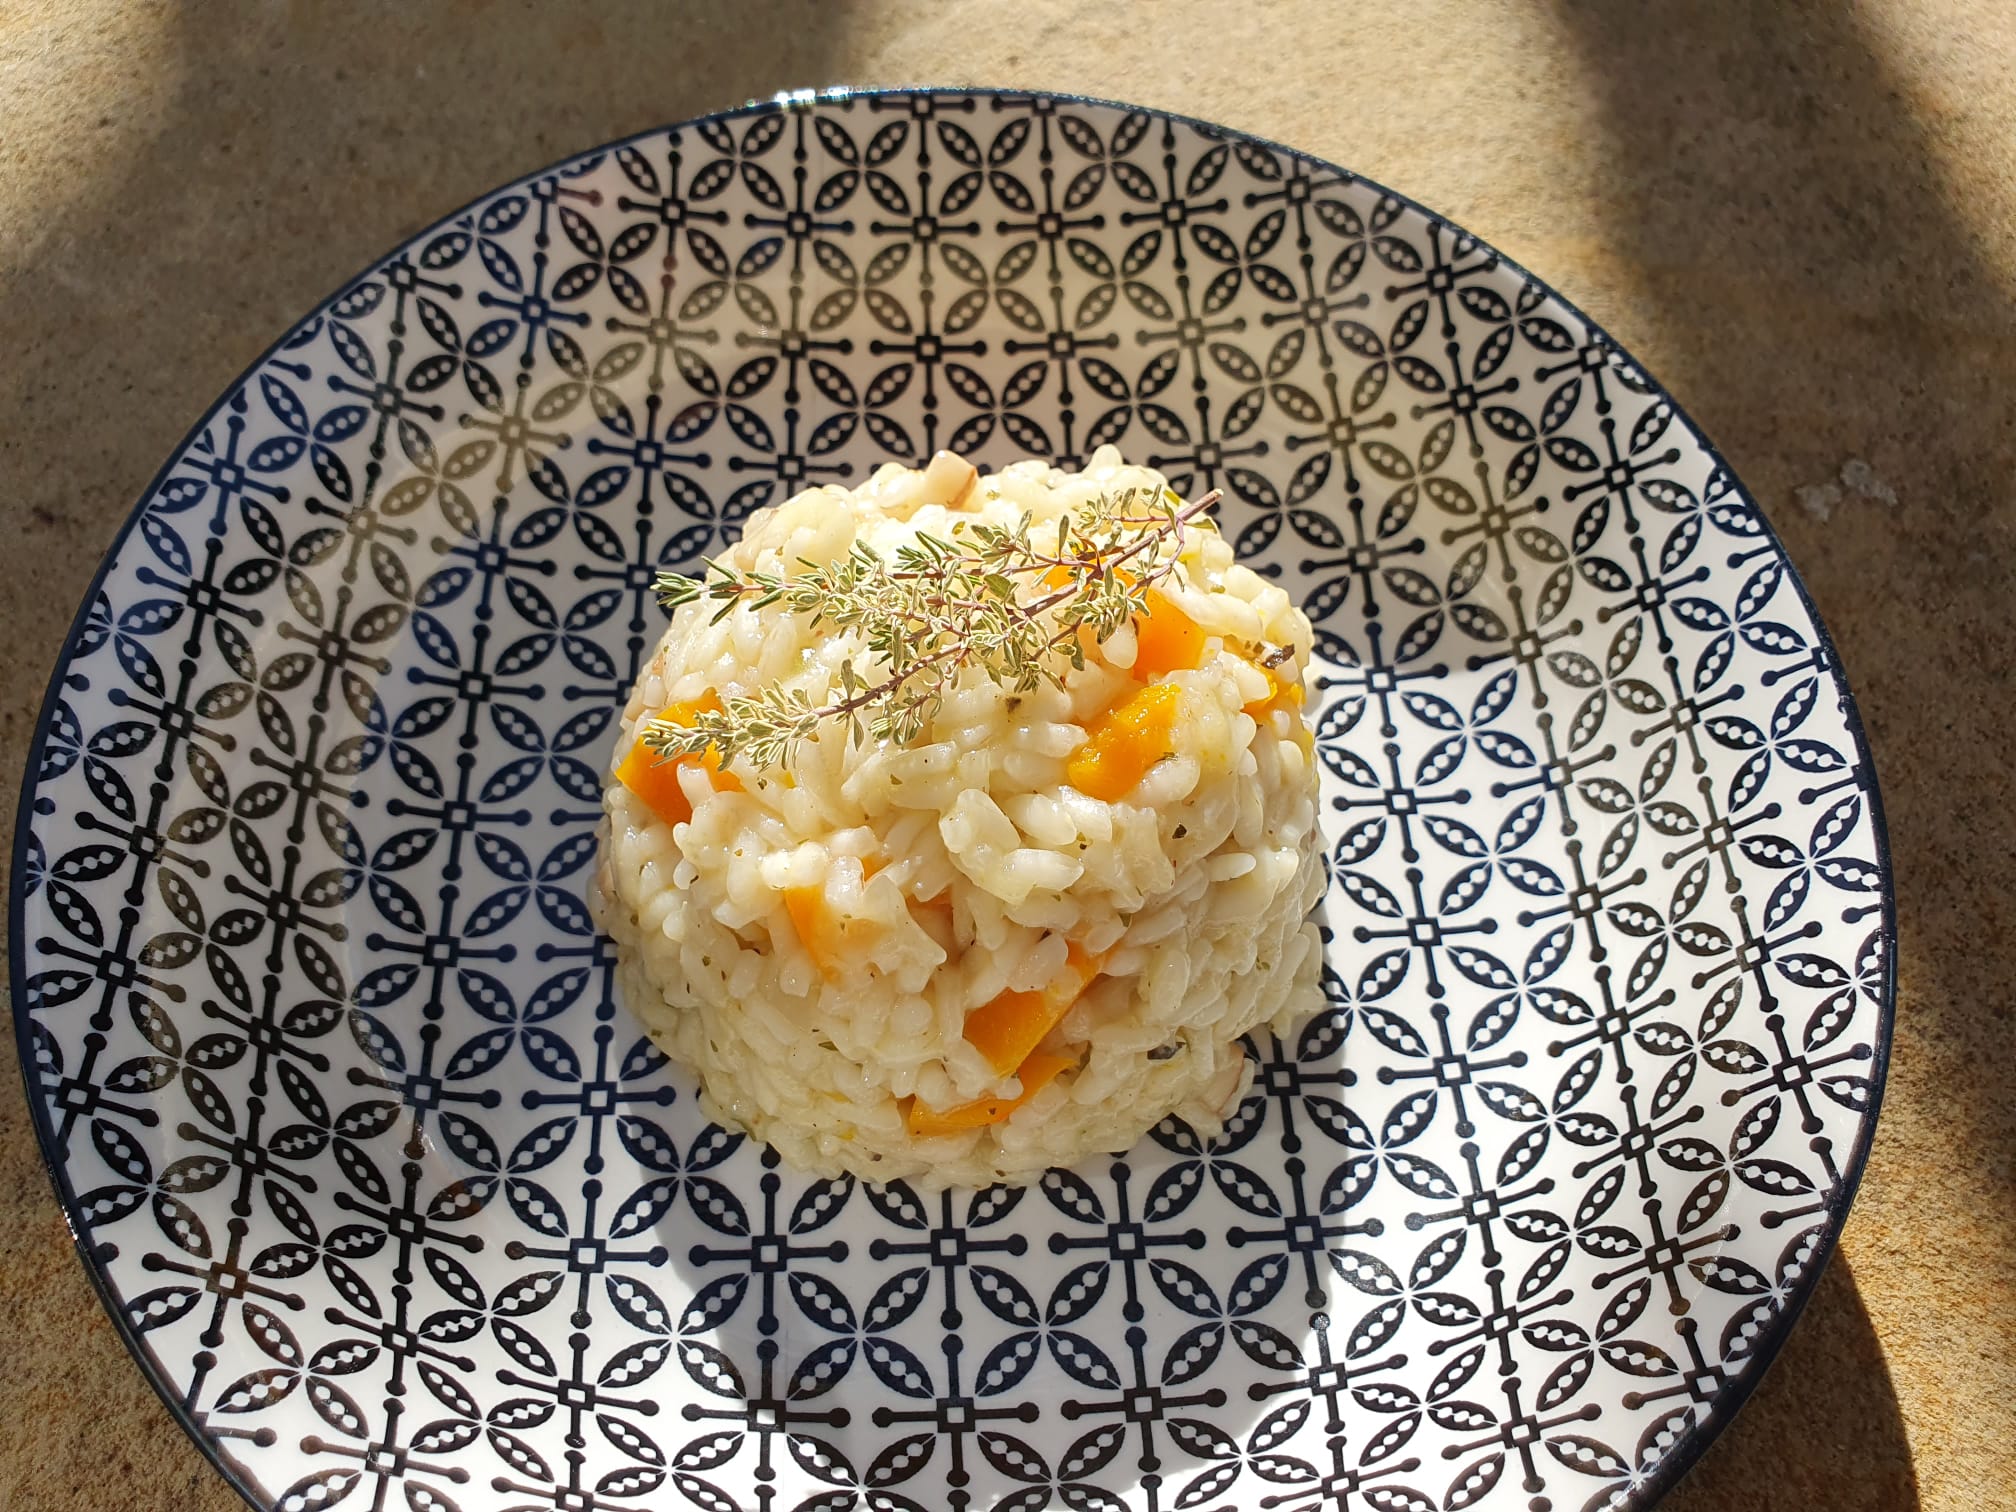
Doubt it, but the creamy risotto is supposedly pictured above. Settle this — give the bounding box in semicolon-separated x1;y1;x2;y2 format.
596;446;1325;1188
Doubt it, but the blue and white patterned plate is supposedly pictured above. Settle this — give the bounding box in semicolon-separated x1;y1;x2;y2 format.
12;89;1893;1512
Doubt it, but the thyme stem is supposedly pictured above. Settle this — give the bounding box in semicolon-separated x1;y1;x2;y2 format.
642;481;1223;769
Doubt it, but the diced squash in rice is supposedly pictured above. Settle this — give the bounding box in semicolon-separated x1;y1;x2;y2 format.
596;447;1324;1189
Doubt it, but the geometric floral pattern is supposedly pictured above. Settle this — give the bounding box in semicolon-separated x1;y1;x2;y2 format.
11;89;1892;1512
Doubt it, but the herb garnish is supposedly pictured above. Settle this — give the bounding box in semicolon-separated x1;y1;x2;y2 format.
644;484;1222;769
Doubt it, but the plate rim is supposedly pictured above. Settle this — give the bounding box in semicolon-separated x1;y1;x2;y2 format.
8;83;1898;1512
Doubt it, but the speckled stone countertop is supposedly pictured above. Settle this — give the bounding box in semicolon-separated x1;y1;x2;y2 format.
1;2;2011;1508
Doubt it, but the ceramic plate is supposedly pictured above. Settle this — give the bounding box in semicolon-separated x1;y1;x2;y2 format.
13;89;1893;1512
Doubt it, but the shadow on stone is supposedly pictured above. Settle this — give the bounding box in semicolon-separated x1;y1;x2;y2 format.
1664;1252;1917;1511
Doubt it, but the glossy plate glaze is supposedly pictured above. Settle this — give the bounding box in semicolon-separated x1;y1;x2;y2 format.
13;89;1892;1512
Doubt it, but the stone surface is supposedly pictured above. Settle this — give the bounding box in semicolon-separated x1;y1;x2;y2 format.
0;1;2009;1508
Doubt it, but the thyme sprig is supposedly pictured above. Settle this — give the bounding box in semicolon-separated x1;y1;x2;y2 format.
643;484;1223;769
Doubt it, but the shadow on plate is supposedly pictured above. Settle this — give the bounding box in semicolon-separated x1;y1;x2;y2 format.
641;1117;1305;1512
